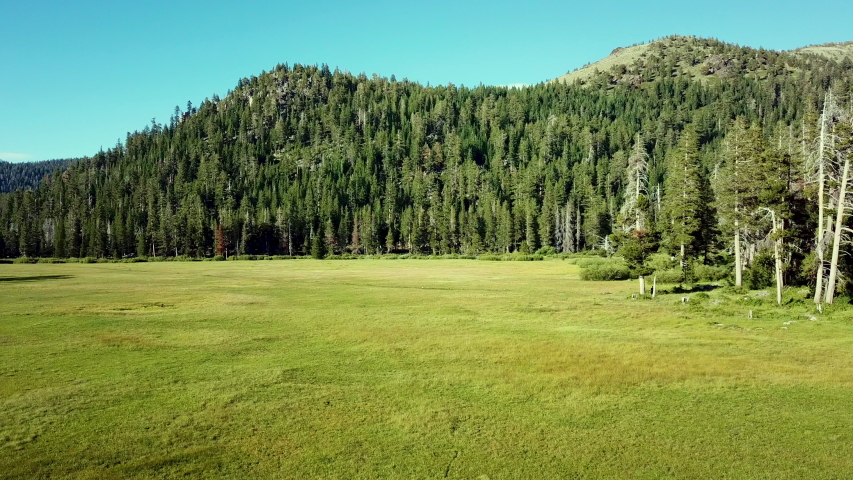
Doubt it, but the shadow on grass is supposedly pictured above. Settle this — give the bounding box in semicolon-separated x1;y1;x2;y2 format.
657;283;722;295
0;275;73;283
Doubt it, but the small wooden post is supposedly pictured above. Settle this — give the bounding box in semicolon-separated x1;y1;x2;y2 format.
639;275;646;296
652;276;657;298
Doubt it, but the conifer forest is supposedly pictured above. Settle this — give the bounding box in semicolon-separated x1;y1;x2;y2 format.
3;36;853;301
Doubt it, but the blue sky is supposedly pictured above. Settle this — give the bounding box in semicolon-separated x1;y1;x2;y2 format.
2;0;852;162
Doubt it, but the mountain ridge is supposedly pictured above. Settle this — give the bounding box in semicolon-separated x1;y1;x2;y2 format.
551;35;853;86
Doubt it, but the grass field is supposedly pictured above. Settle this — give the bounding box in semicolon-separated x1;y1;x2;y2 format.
2;260;853;479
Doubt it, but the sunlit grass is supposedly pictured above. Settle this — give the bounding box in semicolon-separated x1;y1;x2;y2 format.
1;260;852;478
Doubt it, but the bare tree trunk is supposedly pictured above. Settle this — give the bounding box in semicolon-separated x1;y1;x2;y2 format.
772;212;783;305
639;276;645;296
825;157;850;305
734;218;742;287
815;103;828;303
576;204;581;252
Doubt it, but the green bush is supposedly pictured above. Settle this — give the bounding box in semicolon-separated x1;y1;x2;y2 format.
576;257;621;269
744;252;775;289
169;255;198;262
653;268;684;284
579;263;631;281
693;264;729;282
37;257;66;264
478;254;502;261
535;246;557;256
646;253;677;272
13;257;37;264
213;255;226;261
80;257;97;264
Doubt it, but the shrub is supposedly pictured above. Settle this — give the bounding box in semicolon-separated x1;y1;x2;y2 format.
744;252;775;289
37;257;66;264
13;257;38;264
478;254;502;261
646;253;677;272
80;257;97;264
693;264;729;282
579;263;631;281
535;246;557;256
576;257;621;269
653;269;684;284
213;255;226;261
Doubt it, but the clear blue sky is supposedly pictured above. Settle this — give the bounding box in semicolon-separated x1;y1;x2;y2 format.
2;0;852;162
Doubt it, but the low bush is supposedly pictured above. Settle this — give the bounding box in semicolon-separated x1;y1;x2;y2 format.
646;253;678;272
693;264;730;282
535;246;557;256
169;255;198;262
13;257;37;264
576;257;621;269
579;263;631;281
653;268;684;284
80;257;97;264
37;257;66;264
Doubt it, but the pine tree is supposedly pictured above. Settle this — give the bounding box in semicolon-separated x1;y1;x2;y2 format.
662;127;708;267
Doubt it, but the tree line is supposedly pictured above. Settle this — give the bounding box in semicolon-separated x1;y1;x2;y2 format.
1;36;852;302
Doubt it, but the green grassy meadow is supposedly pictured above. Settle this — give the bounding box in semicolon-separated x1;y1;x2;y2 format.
1;260;853;478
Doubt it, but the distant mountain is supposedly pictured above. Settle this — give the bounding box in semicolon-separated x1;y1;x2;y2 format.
552;35;853;87
0;159;79;193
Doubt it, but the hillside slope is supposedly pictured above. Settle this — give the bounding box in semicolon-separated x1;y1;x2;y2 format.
552;35;852;87
0;159;78;193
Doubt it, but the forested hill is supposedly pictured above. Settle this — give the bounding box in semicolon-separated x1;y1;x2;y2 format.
1;36;853;297
0;159;78;194
553;35;853;86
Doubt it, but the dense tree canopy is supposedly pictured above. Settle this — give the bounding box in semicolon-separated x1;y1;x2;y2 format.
1;36;852;297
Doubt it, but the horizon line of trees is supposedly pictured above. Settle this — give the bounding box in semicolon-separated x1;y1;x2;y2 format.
1;45;852;302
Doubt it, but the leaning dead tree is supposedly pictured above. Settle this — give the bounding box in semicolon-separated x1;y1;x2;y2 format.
810;92;838;303
809;91;852;305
